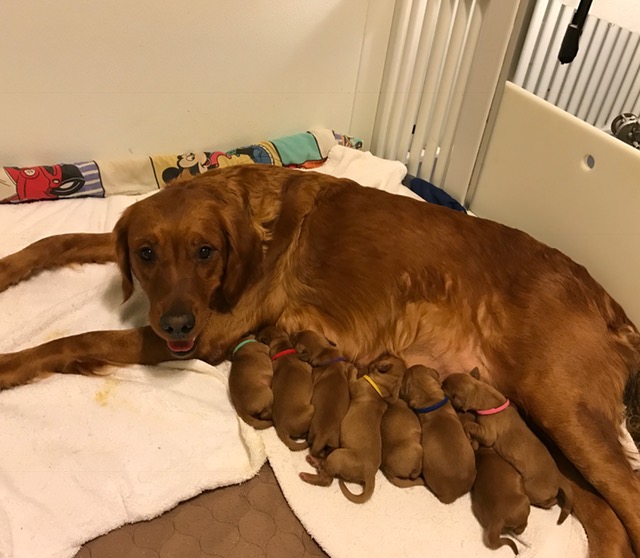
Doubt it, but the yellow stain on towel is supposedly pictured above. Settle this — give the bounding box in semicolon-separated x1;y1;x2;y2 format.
95;378;119;407
42;330;69;343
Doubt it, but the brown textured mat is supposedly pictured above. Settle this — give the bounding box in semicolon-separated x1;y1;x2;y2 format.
74;462;328;558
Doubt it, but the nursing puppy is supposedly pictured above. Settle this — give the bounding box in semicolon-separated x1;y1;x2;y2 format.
472;446;530;555
300;354;405;503
400;365;476;503
380;397;424;488
258;325;314;450
292;329;352;457
227;335;274;429
443;370;573;523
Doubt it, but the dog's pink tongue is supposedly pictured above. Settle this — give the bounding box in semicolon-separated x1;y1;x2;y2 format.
167;339;195;353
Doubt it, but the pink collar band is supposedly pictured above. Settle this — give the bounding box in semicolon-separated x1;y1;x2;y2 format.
475;399;510;416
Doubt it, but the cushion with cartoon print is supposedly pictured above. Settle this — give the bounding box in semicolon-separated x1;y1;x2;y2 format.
0;129;362;203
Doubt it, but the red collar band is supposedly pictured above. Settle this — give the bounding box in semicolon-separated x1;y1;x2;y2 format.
271;348;298;361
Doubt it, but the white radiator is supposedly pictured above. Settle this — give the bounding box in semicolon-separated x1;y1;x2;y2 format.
369;0;522;201
513;0;640;132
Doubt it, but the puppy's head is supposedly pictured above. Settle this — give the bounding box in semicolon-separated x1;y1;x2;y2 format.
366;354;407;403
291;330;338;364
257;325;291;348
441;370;482;411
399;365;442;407
114;179;262;358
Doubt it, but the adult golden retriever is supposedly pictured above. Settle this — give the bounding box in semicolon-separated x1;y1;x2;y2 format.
0;165;638;556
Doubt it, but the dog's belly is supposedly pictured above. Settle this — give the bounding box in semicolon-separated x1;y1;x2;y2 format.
401;346;487;379
398;320;489;379
278;298;491;380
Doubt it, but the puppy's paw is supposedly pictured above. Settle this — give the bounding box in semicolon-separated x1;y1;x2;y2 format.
306;454;323;469
299;471;332;487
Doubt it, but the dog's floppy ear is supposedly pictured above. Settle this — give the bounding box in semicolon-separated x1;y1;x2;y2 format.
470;367;480;380
215;209;263;310
113;210;134;302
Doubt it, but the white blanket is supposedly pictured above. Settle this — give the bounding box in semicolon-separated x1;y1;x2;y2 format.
0;147;591;557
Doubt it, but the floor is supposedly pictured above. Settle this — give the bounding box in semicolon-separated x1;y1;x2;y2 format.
74;463;328;558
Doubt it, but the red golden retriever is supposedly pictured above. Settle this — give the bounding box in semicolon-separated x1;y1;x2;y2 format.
0;165;639;555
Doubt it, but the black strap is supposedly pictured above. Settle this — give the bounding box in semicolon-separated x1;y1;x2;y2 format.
558;0;593;64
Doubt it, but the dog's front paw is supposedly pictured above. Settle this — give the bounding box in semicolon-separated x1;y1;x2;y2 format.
62;358;113;377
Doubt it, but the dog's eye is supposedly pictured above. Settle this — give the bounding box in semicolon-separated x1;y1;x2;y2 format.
198;246;214;260
138;247;154;261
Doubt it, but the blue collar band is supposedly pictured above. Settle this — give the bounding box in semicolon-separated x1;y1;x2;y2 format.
413;395;449;414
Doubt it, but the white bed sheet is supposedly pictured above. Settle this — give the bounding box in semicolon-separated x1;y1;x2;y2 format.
0;148;588;558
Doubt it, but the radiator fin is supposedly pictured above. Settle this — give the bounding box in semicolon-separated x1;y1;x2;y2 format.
513;0;640;132
371;0;486;188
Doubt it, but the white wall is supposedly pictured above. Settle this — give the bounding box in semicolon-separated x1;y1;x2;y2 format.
0;0;393;165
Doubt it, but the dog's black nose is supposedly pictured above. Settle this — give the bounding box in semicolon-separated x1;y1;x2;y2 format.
160;312;195;337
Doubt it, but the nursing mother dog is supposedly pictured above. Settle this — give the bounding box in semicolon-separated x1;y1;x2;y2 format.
0;165;638;556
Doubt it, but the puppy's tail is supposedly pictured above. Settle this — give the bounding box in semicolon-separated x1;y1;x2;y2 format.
238;412;273;430
485;523;519;555
276;427;309;451
556;479;574;525
339;476;375;504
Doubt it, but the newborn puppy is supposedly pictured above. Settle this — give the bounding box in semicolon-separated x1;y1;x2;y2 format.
443;369;573;523
258;325;314;451
300;354;405;503
292;330;352;457
472;446;530;555
227;335;274;429
400;365;476;503
381;396;424;487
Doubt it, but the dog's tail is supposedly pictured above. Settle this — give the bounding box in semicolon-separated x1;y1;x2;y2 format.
238;412;273;430
338;476;375;504
556;479;574;525
485;523;519;555
276;427;309;451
